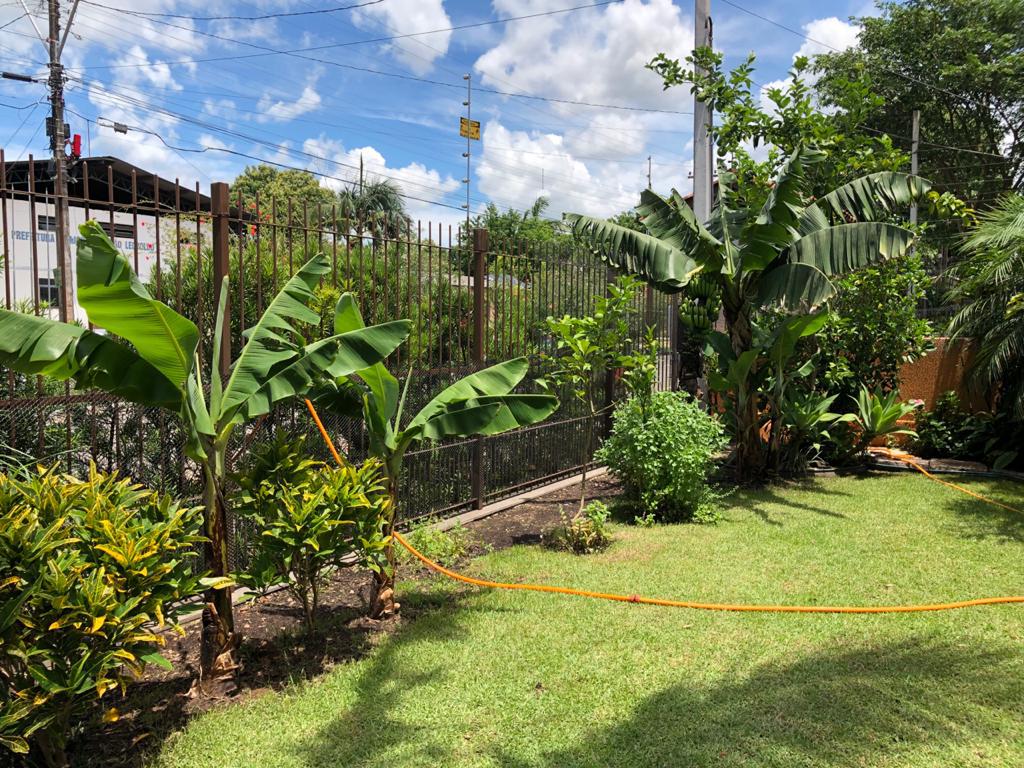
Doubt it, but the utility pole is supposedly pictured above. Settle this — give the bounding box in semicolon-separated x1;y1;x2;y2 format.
462;73;472;233
47;0;75;321
647;155;652;189
692;0;713;224
909;109;920;227
6;1;78;320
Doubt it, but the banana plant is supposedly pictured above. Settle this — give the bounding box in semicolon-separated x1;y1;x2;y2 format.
0;222;410;688
313;295;558;617
567;145;930;480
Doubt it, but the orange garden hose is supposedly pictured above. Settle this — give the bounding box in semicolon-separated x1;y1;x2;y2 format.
304;399;1024;614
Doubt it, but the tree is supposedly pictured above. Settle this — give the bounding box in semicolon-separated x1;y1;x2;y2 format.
946;193;1024;418
648;49;911;205
813;0;1024;210
312;296;558;617
231;165;336;225
336;177;410;240
0;223;409;690
568;146;925;481
540;275;642;514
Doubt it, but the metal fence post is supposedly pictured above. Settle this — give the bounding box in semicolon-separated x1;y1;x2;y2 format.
471;227;488;509
211;182;231;379
603;266;618;437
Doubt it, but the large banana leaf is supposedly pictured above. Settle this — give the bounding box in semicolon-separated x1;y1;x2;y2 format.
218;255;330;419
405;358;528;431
756;262;835;311
0;310;181;408
236;321;410;423
636;189;721;258
75;221;198;389
798;172;931;233
565;213;703;293
786;222;916;275
333;294;400;424
416;393;559;441
766;312;828;371
740;146;822;272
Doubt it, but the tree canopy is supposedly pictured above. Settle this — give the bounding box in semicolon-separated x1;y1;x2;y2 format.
813;0;1024;210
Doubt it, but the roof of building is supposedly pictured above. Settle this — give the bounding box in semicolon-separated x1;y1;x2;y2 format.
1;155;211;210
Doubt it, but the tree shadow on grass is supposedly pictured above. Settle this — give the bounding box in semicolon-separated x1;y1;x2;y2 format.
724;480;855;526
292;587;1022;768
938;492;1024;543
490;637;1023;768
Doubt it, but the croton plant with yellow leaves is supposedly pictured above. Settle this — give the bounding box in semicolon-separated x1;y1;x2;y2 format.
0;464;205;767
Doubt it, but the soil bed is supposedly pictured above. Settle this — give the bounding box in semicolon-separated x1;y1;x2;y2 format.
69;474;623;768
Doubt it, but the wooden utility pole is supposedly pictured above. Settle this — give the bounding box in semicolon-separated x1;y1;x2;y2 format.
692;0;713;224
47;0;76;321
647;155;652;189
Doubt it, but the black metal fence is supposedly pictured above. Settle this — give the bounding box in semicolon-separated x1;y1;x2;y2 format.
0;153;679;566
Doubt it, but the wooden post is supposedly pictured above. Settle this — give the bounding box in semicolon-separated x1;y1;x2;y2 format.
211;182;231;379
471;227;488;509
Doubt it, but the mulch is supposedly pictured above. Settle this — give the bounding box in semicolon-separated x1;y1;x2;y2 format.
66;473;623;768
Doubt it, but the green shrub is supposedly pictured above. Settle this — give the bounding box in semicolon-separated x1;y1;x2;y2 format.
914;392;1021;470
0;464;204;766
233;436;392;632
817;253;934;403
596;392;726;523
396;519;471;568
549;501;613;554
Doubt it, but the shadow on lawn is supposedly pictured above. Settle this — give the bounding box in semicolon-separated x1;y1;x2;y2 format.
935;482;1024;543
291;597;1023;768
724;479;854;526
488;638;1022;768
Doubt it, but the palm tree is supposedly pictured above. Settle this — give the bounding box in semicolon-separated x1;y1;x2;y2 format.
947;193;1024;418
336;160;410;239
567;145;928;480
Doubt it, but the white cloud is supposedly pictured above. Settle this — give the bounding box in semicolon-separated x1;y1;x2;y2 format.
477;121;656;220
301;136;460;224
793;17;861;59
256;84;322;124
474;0;692;115
759;16;861;114
351;0;452;75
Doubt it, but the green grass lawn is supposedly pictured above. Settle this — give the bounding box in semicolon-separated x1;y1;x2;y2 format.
154;474;1024;768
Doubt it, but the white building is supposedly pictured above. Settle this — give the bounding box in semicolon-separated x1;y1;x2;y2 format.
1;156;212;322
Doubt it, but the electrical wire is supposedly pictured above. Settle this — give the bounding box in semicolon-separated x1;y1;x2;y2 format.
80;0;384;22
65;2;689;115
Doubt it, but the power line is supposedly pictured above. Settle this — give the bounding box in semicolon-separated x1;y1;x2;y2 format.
79;0;384;22
66;74;651;209
62;2;688;115
81;113;483;216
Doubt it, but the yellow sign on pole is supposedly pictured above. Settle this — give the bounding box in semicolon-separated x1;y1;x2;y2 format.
460;117;481;140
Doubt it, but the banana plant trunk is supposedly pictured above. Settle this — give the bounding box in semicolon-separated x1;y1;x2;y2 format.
369;463;401;619
723;298;764;483
195;441;240;696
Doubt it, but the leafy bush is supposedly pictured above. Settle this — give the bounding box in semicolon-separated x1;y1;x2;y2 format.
0;465;204;766
847;386;920;456
549;501;613;554
818;252;934;402
233;436;392;632
597;392;726;523
396;519;471;568
914;391;1021;470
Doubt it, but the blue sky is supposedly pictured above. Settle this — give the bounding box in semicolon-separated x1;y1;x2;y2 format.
0;0;875;226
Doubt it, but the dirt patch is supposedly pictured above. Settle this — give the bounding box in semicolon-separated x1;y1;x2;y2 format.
64;473;623;768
